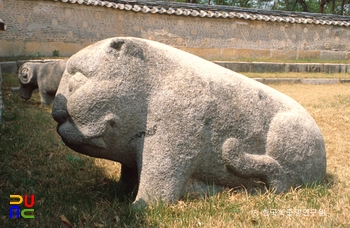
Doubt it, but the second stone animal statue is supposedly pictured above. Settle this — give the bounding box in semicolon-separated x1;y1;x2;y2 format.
52;37;326;206
18;60;67;106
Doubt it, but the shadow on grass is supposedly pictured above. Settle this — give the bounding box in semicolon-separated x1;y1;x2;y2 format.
0;125;146;227
0;73;147;227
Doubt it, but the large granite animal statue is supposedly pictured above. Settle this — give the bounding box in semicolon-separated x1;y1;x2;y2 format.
52;37;326;206
18;60;67;106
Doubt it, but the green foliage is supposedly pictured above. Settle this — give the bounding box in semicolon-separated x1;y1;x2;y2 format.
32;52;41;58
52;50;60;57
198;0;350;15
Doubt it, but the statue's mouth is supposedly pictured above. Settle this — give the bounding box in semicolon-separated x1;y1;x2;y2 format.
56;122;107;150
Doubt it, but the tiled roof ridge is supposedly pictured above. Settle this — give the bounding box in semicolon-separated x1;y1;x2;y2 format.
54;0;350;26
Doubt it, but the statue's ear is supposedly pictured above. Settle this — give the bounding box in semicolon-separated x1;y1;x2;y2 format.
110;39;124;52
109;38;144;60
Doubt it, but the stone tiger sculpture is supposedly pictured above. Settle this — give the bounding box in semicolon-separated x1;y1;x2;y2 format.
52;37;326;206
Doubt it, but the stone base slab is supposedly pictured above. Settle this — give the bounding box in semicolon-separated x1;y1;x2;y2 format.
215;61;350;73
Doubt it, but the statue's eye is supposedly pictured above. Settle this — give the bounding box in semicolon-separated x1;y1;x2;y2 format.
68;72;88;93
21;68;28;74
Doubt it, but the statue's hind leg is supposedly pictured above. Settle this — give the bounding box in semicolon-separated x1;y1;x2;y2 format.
222;138;288;193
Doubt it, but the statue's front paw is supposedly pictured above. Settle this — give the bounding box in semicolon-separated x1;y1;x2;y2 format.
131;198;148;210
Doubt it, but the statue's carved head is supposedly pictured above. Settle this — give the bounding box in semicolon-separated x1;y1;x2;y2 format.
18;63;38;100
52;38;147;165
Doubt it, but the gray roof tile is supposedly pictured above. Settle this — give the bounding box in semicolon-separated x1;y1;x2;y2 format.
52;0;350;26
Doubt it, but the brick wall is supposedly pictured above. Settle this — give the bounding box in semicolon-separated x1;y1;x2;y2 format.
0;0;349;60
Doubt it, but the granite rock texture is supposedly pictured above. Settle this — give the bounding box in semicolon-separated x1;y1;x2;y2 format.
52;37;326;205
18;60;67;106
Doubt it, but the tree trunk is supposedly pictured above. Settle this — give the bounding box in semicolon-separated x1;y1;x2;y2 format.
286;0;290;11
320;0;328;13
331;0;335;14
296;0;308;12
340;0;346;15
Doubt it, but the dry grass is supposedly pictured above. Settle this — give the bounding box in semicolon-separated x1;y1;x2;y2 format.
1;73;349;227
268;84;350;227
